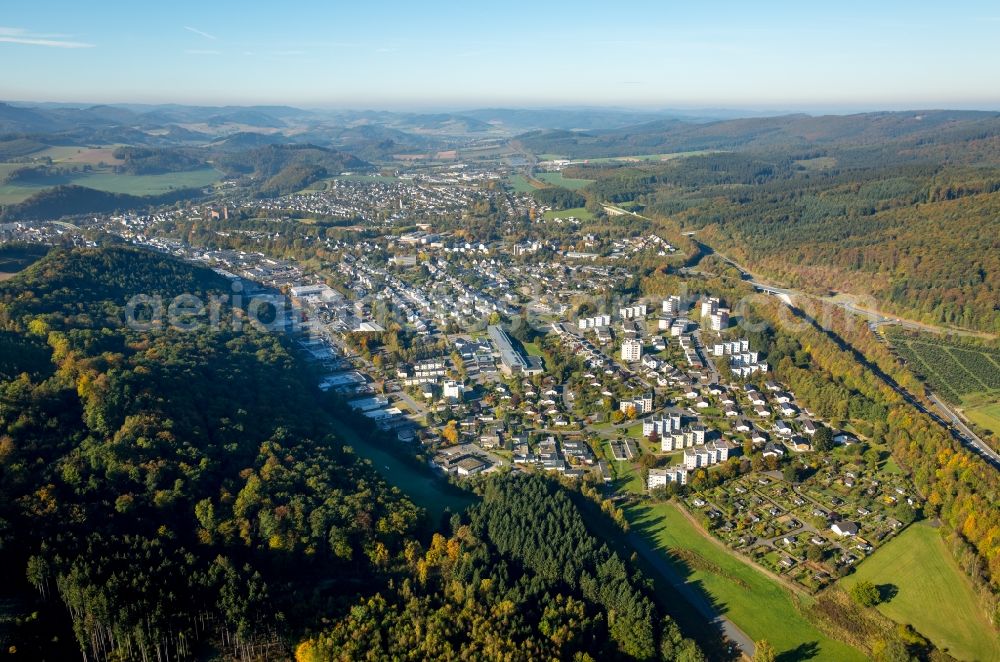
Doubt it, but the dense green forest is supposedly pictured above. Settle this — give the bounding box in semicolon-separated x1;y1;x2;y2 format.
0;247;423;660
214;144;371;197
111;147;207;175
532;186;587;210
568;151;1000;332
0;165;57;185
0;247;701;661
0;138;49;161
297;474;701;661
520;110;1000;161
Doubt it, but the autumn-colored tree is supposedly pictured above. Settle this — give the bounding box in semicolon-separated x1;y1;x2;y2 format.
441;420;459;444
753;640;776;662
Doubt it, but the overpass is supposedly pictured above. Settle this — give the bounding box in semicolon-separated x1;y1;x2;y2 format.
682;234;1000;469
749;281;794;305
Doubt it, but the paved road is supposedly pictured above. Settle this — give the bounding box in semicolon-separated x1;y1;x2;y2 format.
687;239;997;339
929;393;1000;466
692;330;720;379
623;526;756;658
394;388;430;419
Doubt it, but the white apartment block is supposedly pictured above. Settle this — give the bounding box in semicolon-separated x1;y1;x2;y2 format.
662;425;708;452
662;296;682;315
399;359;448;386
701;297;720;318
619;304;648;320
621;338;643;362
729;352;761;367
683;440;733;470
648;465;687;489
577;314;612;331
643;413;681;437
443;380;464;401
713;339;751;356
621;392;654;415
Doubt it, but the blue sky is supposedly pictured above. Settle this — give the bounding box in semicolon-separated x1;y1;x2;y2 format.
2;0;999;110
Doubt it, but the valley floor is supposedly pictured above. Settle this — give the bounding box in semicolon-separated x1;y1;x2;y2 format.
626;501;866;661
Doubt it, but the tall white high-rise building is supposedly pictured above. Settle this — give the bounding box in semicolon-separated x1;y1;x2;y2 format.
621;338;643;362
662;295;682;315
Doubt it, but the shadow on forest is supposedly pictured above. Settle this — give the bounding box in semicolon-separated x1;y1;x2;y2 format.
624;504;743;661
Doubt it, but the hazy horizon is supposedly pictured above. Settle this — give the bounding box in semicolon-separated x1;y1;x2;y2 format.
4;99;1000;117
3;1;999;108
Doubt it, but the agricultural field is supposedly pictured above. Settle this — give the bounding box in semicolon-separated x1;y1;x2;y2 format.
64;168;220;195
504;174;539;193
535;171;594;190
34;145;124;165
542;206;595;221
965;399;1000;437
0;164;22;180
0;244;49;279
0;167;221;204
0;144;219;204
580;150;718;164
505;172;594;193
0;181;53;205
627;501;866;661
840;522;1000;661
888;331;1000;433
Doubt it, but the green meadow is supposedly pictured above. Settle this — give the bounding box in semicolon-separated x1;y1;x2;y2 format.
628;502;865;661
840;522;1000;661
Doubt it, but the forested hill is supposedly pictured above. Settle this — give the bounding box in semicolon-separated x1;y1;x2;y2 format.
520;110;1000;162
0;184;204;221
298;473;703;661
562;150;1000;332
0;246;704;661
214;144;372;197
0;246;423;660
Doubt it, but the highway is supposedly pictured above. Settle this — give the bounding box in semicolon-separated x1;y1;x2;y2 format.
929;393;1000;466
700;242;997;339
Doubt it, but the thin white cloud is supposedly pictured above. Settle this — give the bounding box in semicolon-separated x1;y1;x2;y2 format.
184;26;216;40
0;26;93;48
